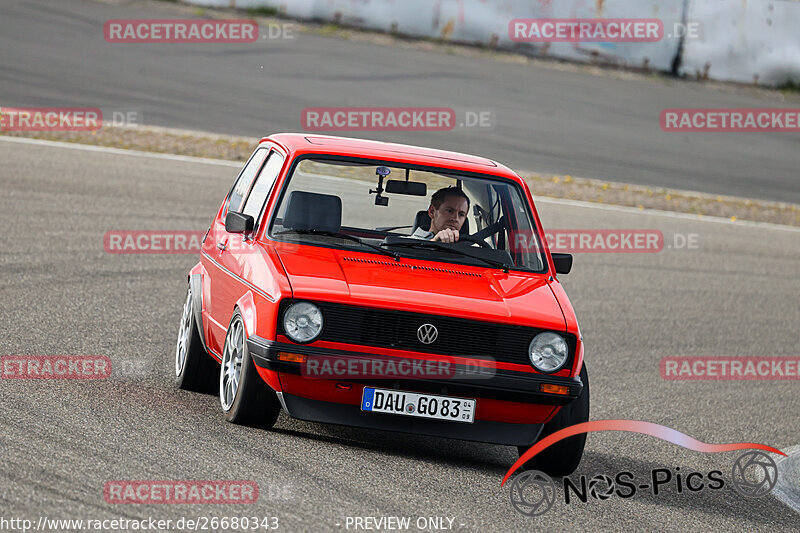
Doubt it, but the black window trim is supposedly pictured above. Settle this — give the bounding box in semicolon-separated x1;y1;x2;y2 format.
241;149;286;233
223;146;271;218
263;153;550;275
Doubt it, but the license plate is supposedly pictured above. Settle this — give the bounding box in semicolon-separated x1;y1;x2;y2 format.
361;387;476;423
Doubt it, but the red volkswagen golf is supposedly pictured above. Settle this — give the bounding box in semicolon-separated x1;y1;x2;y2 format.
174;134;589;475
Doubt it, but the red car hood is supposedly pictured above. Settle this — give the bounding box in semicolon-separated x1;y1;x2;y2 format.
274;245;567;331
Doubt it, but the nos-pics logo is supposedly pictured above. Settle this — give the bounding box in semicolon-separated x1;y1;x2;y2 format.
502;420;783;517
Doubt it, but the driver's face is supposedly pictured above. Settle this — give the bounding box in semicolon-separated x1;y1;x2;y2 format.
429;195;468;234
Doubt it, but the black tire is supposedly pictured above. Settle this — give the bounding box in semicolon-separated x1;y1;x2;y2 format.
219;310;281;428
175;284;218;393
517;364;590;477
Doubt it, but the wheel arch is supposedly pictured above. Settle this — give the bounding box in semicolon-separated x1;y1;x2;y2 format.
233;292;285;393
234;291;257;338
188;262;208;350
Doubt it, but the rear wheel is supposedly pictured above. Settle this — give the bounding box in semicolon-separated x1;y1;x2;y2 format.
219;310;281;428
175;283;217;393
517;364;590;477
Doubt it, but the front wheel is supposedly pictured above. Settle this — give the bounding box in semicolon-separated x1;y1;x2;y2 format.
219;310;281;428
175;283;217;393
517;364;590;477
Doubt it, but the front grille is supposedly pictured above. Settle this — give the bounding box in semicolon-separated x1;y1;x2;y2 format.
278;300;575;367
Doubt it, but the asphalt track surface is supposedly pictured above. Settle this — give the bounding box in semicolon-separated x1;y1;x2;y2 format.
2;0;800;203
1;137;799;532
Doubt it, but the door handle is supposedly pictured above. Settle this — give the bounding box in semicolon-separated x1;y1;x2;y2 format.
217;242;227;251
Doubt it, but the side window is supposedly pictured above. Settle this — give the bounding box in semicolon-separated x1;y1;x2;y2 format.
225;148;269;214
241;151;285;223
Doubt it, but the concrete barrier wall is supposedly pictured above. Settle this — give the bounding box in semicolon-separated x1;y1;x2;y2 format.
681;0;800;86
188;0;800;86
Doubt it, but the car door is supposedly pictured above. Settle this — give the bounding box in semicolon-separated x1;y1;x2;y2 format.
213;149;286;336
204;147;270;354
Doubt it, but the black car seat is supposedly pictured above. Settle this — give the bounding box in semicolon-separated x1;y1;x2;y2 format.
282;191;342;233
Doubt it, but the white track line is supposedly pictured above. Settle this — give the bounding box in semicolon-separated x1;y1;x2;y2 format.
773;445;800;515
534;196;800;233
2;135;799;233
0;135;241;167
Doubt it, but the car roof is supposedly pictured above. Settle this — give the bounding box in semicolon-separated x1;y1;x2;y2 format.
261;133;522;181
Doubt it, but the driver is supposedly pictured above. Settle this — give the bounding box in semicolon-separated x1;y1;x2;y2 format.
411;187;470;243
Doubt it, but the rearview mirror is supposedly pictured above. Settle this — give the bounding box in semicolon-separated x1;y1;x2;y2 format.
225;211;254;234
552;253;573;275
385;180;427;196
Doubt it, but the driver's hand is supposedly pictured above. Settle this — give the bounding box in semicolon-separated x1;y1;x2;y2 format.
432;228;459;243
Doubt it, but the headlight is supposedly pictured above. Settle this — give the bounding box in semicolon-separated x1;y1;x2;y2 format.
528;332;568;373
283;302;324;343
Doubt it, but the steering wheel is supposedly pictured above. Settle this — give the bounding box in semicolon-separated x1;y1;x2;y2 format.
455;234;492;249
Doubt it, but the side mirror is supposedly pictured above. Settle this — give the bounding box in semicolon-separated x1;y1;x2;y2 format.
385;180;427;196
225;211;254;234
552;253;573;275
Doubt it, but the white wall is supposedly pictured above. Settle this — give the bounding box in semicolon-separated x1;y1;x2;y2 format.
681;0;800;86
189;0;800;86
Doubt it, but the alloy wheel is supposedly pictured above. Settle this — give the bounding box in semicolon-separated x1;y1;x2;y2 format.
220;317;244;411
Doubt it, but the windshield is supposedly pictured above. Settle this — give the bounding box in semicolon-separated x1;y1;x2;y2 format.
268;157;547;272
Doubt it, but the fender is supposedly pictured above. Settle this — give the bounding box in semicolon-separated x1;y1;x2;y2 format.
573;341;585;378
548;279;584;378
188;263;207;350
235;291;257;338
234;291;283;393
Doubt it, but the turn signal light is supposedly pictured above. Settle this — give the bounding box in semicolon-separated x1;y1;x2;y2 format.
540;383;570;395
277;352;306;363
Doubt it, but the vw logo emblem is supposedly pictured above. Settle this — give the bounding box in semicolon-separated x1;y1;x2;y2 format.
417;324;438;344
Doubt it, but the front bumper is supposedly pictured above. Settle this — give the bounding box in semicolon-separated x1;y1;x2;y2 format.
278;392;544;446
248;337;583;405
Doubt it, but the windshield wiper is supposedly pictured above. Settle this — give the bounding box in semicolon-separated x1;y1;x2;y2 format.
274;229;401;261
382;239;509;272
